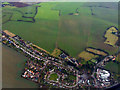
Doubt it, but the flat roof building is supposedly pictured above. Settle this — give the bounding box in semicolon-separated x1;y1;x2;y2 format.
3;30;16;37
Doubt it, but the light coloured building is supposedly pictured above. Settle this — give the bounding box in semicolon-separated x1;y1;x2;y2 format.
97;68;110;82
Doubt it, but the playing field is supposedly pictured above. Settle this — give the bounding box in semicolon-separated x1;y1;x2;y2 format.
49;73;58;81
2;2;118;58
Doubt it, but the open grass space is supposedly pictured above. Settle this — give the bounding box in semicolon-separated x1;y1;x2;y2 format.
77;7;91;16
86;48;108;56
2;12;12;24
51;48;62;57
2;19;59;53
104;27;118;46
13;5;37;17
57;15;118;57
49;73;59;81
93;7;118;24
116;53;120;62
35;3;59;20
2;2;120;88
104;61;120;74
69;75;76;80
91;59;97;63
2;2;10;5
63;75;76;83
2;3;59;53
2;2;118;58
52;2;84;16
2;4;37;22
78;51;98;61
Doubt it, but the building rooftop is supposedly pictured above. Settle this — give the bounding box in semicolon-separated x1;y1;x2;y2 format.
3;30;16;37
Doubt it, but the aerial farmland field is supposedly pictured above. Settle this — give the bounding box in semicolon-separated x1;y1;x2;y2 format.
2;2;120;89
2;2;118;58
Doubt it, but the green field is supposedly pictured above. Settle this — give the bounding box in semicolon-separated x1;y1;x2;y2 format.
93;7;118;24
78;51;98;61
104;61;120;74
2;2;10;5
104;27;118;46
2;4;41;22
51;48;62;57
116;54;120;62
2;12;12;24
52;2;84;15
35;3;59;20
69;75;76;80
57;15;118;57
63;75;76;83
49;73;58;81
2;2;118;58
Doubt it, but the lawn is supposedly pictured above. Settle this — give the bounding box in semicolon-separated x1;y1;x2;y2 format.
49;73;59;81
104;61;120;74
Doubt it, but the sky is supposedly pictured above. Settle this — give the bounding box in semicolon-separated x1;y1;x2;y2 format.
1;0;120;2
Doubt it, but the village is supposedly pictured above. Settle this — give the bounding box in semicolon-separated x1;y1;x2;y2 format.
1;30;119;89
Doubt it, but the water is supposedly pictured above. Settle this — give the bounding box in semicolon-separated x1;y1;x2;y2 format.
2;45;38;88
